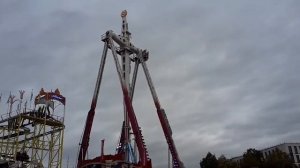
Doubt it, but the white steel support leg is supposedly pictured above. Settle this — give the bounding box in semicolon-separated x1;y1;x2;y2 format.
130;62;139;100
138;52;161;109
92;42;108;105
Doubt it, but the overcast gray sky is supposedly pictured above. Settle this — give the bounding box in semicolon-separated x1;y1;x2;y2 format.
0;0;300;167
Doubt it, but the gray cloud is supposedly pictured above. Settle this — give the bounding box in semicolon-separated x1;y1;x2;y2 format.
0;1;300;167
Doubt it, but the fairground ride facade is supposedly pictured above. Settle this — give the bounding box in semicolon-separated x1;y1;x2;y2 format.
0;88;66;168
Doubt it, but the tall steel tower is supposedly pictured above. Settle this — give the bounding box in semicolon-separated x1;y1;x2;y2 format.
120;10;133;163
77;10;184;168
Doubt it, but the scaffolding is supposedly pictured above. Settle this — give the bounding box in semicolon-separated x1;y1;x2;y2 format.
0;88;66;168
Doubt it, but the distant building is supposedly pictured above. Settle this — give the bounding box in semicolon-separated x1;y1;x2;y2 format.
231;143;300;167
